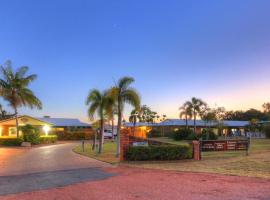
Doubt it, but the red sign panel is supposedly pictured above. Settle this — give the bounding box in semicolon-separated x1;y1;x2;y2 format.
201;140;249;152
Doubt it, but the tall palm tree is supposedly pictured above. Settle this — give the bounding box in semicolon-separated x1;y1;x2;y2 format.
184;97;207;133
0;61;42;137
179;104;192;128
86;89;113;154
109;77;140;157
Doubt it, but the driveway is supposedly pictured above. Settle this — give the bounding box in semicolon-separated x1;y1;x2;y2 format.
0;142;114;195
0;142;111;176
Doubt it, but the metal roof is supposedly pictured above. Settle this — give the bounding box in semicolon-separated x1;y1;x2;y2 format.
37;118;91;127
124;119;249;128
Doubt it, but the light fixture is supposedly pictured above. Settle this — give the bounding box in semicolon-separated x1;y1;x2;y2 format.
43;125;51;136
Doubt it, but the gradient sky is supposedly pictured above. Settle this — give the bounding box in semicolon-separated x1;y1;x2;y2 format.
0;0;269;122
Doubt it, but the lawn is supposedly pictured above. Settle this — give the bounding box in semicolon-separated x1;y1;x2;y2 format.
73;141;119;164
122;139;270;179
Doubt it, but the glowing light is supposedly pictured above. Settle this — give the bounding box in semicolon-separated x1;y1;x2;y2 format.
0;126;2;137
43;125;51;136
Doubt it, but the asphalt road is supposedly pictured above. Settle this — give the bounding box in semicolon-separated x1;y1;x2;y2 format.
0;142;113;195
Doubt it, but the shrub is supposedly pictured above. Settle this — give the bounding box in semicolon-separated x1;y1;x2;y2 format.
20;124;40;144
40;135;58;144
172;128;194;141
147;129;161;138
0;138;24;146
198;128;218;140
262;124;270;138
125;145;192;161
56;131;92;140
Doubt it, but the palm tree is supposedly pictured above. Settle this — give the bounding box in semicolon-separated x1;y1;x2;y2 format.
129;108;140;136
109;77;140;157
184;97;207;133
179;104;192;128
0;61;42;137
86;89;113;154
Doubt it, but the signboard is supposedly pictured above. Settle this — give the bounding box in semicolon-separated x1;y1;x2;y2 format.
201;140;249;152
132;141;149;147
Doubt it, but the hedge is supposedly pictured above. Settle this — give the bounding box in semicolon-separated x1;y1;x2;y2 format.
56;131;93;140
125;145;192;161
40;135;58;144
0;138;24;146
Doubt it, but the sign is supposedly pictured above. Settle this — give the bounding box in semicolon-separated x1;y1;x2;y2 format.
132;141;149;147
201;140;249;152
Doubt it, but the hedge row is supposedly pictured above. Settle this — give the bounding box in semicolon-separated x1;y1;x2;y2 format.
125;145;192;161
40;135;58;144
0;138;24;146
56;131;93;140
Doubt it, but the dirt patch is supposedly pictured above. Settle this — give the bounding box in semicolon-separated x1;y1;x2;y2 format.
0;167;269;200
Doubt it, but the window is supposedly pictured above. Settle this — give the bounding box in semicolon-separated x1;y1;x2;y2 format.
9;127;17;136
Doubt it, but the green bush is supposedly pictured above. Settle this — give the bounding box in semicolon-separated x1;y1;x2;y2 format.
125;145;192;161
147;129;161;138
40;135;58;144
56;131;93;140
0;138;24;146
263;124;270;138
198;128;218;140
20;124;40;144
172;128;194;141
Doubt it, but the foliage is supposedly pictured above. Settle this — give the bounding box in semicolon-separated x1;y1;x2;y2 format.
20;124;40;144
179;104;192;126
223;109;269;121
147;129;162;138
108;76;141;157
172;128;195;141
125;145;192;161
86;89;114;153
199;128;218;140
0;60;42;137
0;138;24;146
262;124;270;138
56;130;93;140
40;135;57;144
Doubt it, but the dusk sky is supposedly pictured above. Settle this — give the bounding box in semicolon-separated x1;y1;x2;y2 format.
0;0;269;122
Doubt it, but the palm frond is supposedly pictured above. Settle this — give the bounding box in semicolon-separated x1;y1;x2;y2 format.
122;88;141;110
118;76;134;90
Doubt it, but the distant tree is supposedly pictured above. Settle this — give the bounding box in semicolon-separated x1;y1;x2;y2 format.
0;104;14;120
184;97;207;133
179;104;192;128
109;76;140;157
263;103;270;113
223;109;268;121
0;61;42;137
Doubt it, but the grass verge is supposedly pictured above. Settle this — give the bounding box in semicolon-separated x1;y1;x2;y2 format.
73;141;119;164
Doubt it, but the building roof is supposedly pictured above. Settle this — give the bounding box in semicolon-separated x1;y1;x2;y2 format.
124;119;249;128
37;117;91;127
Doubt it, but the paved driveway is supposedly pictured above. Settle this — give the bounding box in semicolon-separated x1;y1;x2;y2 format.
0;142;111;176
0;142;114;195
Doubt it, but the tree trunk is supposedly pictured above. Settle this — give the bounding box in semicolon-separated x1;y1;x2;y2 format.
185;114;188;128
99;118;104;154
111;117;114;139
193;109;196;134
92;130;96;150
116;101;122;157
15;107;19;138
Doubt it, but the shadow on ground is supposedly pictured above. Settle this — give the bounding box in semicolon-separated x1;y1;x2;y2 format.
0;168;115;196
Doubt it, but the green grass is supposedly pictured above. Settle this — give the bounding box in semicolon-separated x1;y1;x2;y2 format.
149;137;190;145
122;138;270;179
73;141;119;164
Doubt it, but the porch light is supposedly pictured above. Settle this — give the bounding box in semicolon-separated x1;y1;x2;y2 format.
43;125;51;136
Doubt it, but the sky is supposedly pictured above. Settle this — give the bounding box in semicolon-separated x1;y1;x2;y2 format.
0;0;269;122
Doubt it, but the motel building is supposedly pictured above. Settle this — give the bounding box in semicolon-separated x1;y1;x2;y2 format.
124;119;249;139
0;115;91;138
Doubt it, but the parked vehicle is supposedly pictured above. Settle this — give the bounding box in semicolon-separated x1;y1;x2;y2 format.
103;129;117;139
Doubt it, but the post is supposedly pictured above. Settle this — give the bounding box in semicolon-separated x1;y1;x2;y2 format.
82;140;85;152
246;137;251;156
193;140;201;160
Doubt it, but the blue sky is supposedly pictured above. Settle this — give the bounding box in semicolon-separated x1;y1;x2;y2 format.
0;0;269;121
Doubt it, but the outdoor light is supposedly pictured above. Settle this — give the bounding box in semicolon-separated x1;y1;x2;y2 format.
43;125;51;136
